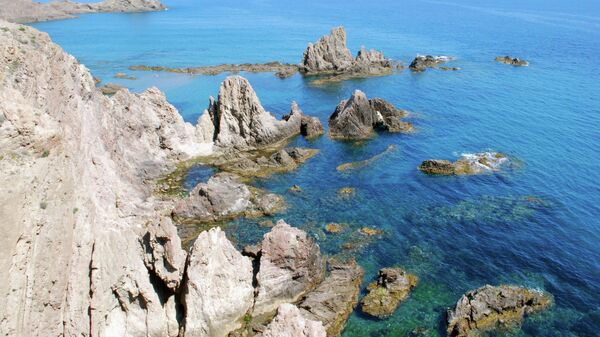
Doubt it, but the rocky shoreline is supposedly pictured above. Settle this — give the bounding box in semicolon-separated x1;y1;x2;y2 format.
0;0;165;23
0;9;551;337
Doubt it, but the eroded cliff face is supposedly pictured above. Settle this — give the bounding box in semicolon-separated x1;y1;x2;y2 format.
0;20;209;337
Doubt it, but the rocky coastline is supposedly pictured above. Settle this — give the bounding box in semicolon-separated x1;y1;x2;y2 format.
0;0;166;23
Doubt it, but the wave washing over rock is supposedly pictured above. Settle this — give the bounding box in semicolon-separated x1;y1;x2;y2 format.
0;0;165;23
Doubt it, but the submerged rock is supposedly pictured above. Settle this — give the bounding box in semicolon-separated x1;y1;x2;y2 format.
409;55;454;72
99;82;125;95
360;268;418;318
196;76;322;150
263;304;327;337
447;285;552;337
114;72;136;80
298;259;364;337
336;144;397;171
213;147;319;178
253;220;325;317
495;56;529;66
300;26;396;78
329;90;412;139
419;152;509;175
182;227;254;337
172;172;284;221
324;223;346;234
130;62;299;78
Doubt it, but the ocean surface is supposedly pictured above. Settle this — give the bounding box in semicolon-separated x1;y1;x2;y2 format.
31;0;600;336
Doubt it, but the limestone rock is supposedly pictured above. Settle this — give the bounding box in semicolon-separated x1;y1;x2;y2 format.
253;220;325;317
300;27;394;77
196;76;320;150
360;267;418;318
263;304;326;337
298;259;364;337
183;227;254;337
419;152;509;175
495;56;529;66
172;172;284;221
409;55;453;72
329;90;412;139
447;285;552;337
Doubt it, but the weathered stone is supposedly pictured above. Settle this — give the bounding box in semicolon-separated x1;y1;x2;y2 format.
495;56;529;66
183;227;254;337
419;152;509;175
298;259;364;337
253;220;325;317
263;304;326;337
329;90;412;139
214;147;319;178
447;285;552;337
172;172;285;221
360;268;418;318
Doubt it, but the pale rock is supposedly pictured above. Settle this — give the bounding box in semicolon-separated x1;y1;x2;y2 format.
263;304;326;337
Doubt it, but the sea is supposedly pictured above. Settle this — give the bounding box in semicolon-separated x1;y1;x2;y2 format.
31;0;600;336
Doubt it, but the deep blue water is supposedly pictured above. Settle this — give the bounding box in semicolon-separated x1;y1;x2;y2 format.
31;1;600;336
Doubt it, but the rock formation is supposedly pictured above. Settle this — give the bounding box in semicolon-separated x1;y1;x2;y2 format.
182;227;255;337
419;152;509;175
253;220;325;317
495;56;529;66
130;62;299;78
329;90;412;139
300;26;396;77
298;259;364;337
0;0;165;23
409;55;454;72
212;147;319;178
360;268;418;318
196;76;322;150
172;172;285;221
336;144;397;171
0;20;211;337
263;304;326;337
447;285;552;337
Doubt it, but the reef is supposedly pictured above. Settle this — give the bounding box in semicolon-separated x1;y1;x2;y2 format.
129;62;300;78
419;152;509;175
360;268;418;318
447;285;552;337
336;144;397;171
329;90;412;140
409;55;454;71
495;56;529;66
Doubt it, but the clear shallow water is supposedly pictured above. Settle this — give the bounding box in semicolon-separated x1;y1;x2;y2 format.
31;0;600;336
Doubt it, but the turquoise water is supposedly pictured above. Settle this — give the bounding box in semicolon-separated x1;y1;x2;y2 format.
31;0;600;336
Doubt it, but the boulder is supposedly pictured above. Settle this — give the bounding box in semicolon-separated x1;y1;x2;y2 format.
409;55;453;72
182;227;255;337
196;76;321;150
172;172;284;221
329;90;412;139
298;259;364;337
419;152;509;175
300;27;394;76
360;267;418;318
253;220;325;317
263;304;327;337
447;285;552;337
495;56;529;66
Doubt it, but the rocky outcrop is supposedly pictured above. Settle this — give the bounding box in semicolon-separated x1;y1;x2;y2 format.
329;90;412;139
298;259;364;337
300;27;396;77
0;0;165;23
99;82;125;95
172;172;285;221
447;285;552;337
419;152;509;175
196;76;321;150
360;268;418;318
253;220;325;317
0;20;212;337
495;56;529;66
409;55;453;72
212;147;319;178
183;227;255;337
263;304;327;337
130;62;299;78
